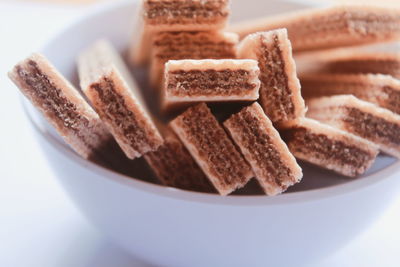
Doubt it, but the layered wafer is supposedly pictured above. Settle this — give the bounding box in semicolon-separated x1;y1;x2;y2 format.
8;53;111;159
162;59;260;111
170;103;253;195
307;95;400;158
144;127;215;193
237;29;305;123
130;0;231;65
150;31;238;87
223;102;302;195
78;40;163;159
230;6;400;52
300;73;400;115
280;118;378;177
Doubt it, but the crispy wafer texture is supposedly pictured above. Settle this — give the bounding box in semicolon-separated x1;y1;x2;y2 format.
300;73;400;115
8;53;111;159
307;95;400;158
237;29;305;123
169;103;253;195
144;127;215;193
162;59;260;111
280;118;378;177
224;102;302;195
78;40;163;159
230;6;400;52
150;31;238;87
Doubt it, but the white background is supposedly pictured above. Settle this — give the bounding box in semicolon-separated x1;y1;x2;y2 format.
0;1;399;266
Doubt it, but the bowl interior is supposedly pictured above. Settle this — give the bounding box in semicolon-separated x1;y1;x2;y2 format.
24;0;398;197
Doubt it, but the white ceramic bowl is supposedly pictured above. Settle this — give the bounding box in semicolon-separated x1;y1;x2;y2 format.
21;1;400;266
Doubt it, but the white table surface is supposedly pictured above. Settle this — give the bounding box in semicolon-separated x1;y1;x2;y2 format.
0;2;399;267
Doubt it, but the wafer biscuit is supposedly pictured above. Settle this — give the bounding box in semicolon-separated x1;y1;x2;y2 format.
237;29;305;123
150;31;238;87
230;6;400;52
8;53;111;159
170;103;253;195
162;59;260;111
307;95;400;158
224;102;302;195
280;118;378;177
78;40;163;159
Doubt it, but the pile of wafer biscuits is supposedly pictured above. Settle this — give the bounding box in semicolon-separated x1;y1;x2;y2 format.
8;1;400;196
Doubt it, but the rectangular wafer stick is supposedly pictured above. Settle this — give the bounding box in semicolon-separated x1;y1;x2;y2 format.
78;40;163;159
306;95;400;158
224;102;302;195
144;127;215;193
230;6;400;52
237;29;305;123
170;103;253;195
280;118;379;177
150;31;238;87
300;73;400;115
8;53;111;160
162;59;260;111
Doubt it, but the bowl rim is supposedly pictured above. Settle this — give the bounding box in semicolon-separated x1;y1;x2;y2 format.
26;0;400;206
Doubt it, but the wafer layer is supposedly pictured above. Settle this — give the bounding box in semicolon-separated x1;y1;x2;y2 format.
307;95;400;158
144;128;215;192
150;31;238;87
8;53;111;159
78;40;163;159
237;29;305;123
281;118;378;177
170;103;253;195
230;6;400;52
224;102;302;195
300;74;400;115
162;59;260;110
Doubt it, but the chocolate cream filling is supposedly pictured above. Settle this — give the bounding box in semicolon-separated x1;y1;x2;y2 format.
326;60;400;79
167;69;257;97
344;107;400;146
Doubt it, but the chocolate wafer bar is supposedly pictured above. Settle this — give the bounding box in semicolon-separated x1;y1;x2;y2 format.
162;59;260;111
224;102;302;195
150;31;238;87
237;29;305;123
8;53;111;159
78;40;163;159
280;118;378;177
300;73;400;115
170;103;253;195
230;6;400;52
307;95;400;158
144;127;215;193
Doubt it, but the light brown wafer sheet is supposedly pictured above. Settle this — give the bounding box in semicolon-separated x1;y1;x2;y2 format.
162;59;260;111
237;29;305;124
170;103;253;196
300;73;400;115
280;118;379;177
307;95;400;158
78;40;163;159
230;6;400;52
150;31;238;88
8;53;111;159
224;102;302;196
144;127;215;193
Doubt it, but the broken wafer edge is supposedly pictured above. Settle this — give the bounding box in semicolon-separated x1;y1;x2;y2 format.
230;6;400;52
169;103;253;196
8;53;111;160
280;117;379;177
237;28;305;124
224;102;302;196
162;59;260;112
78;39;163;159
306;95;400;158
